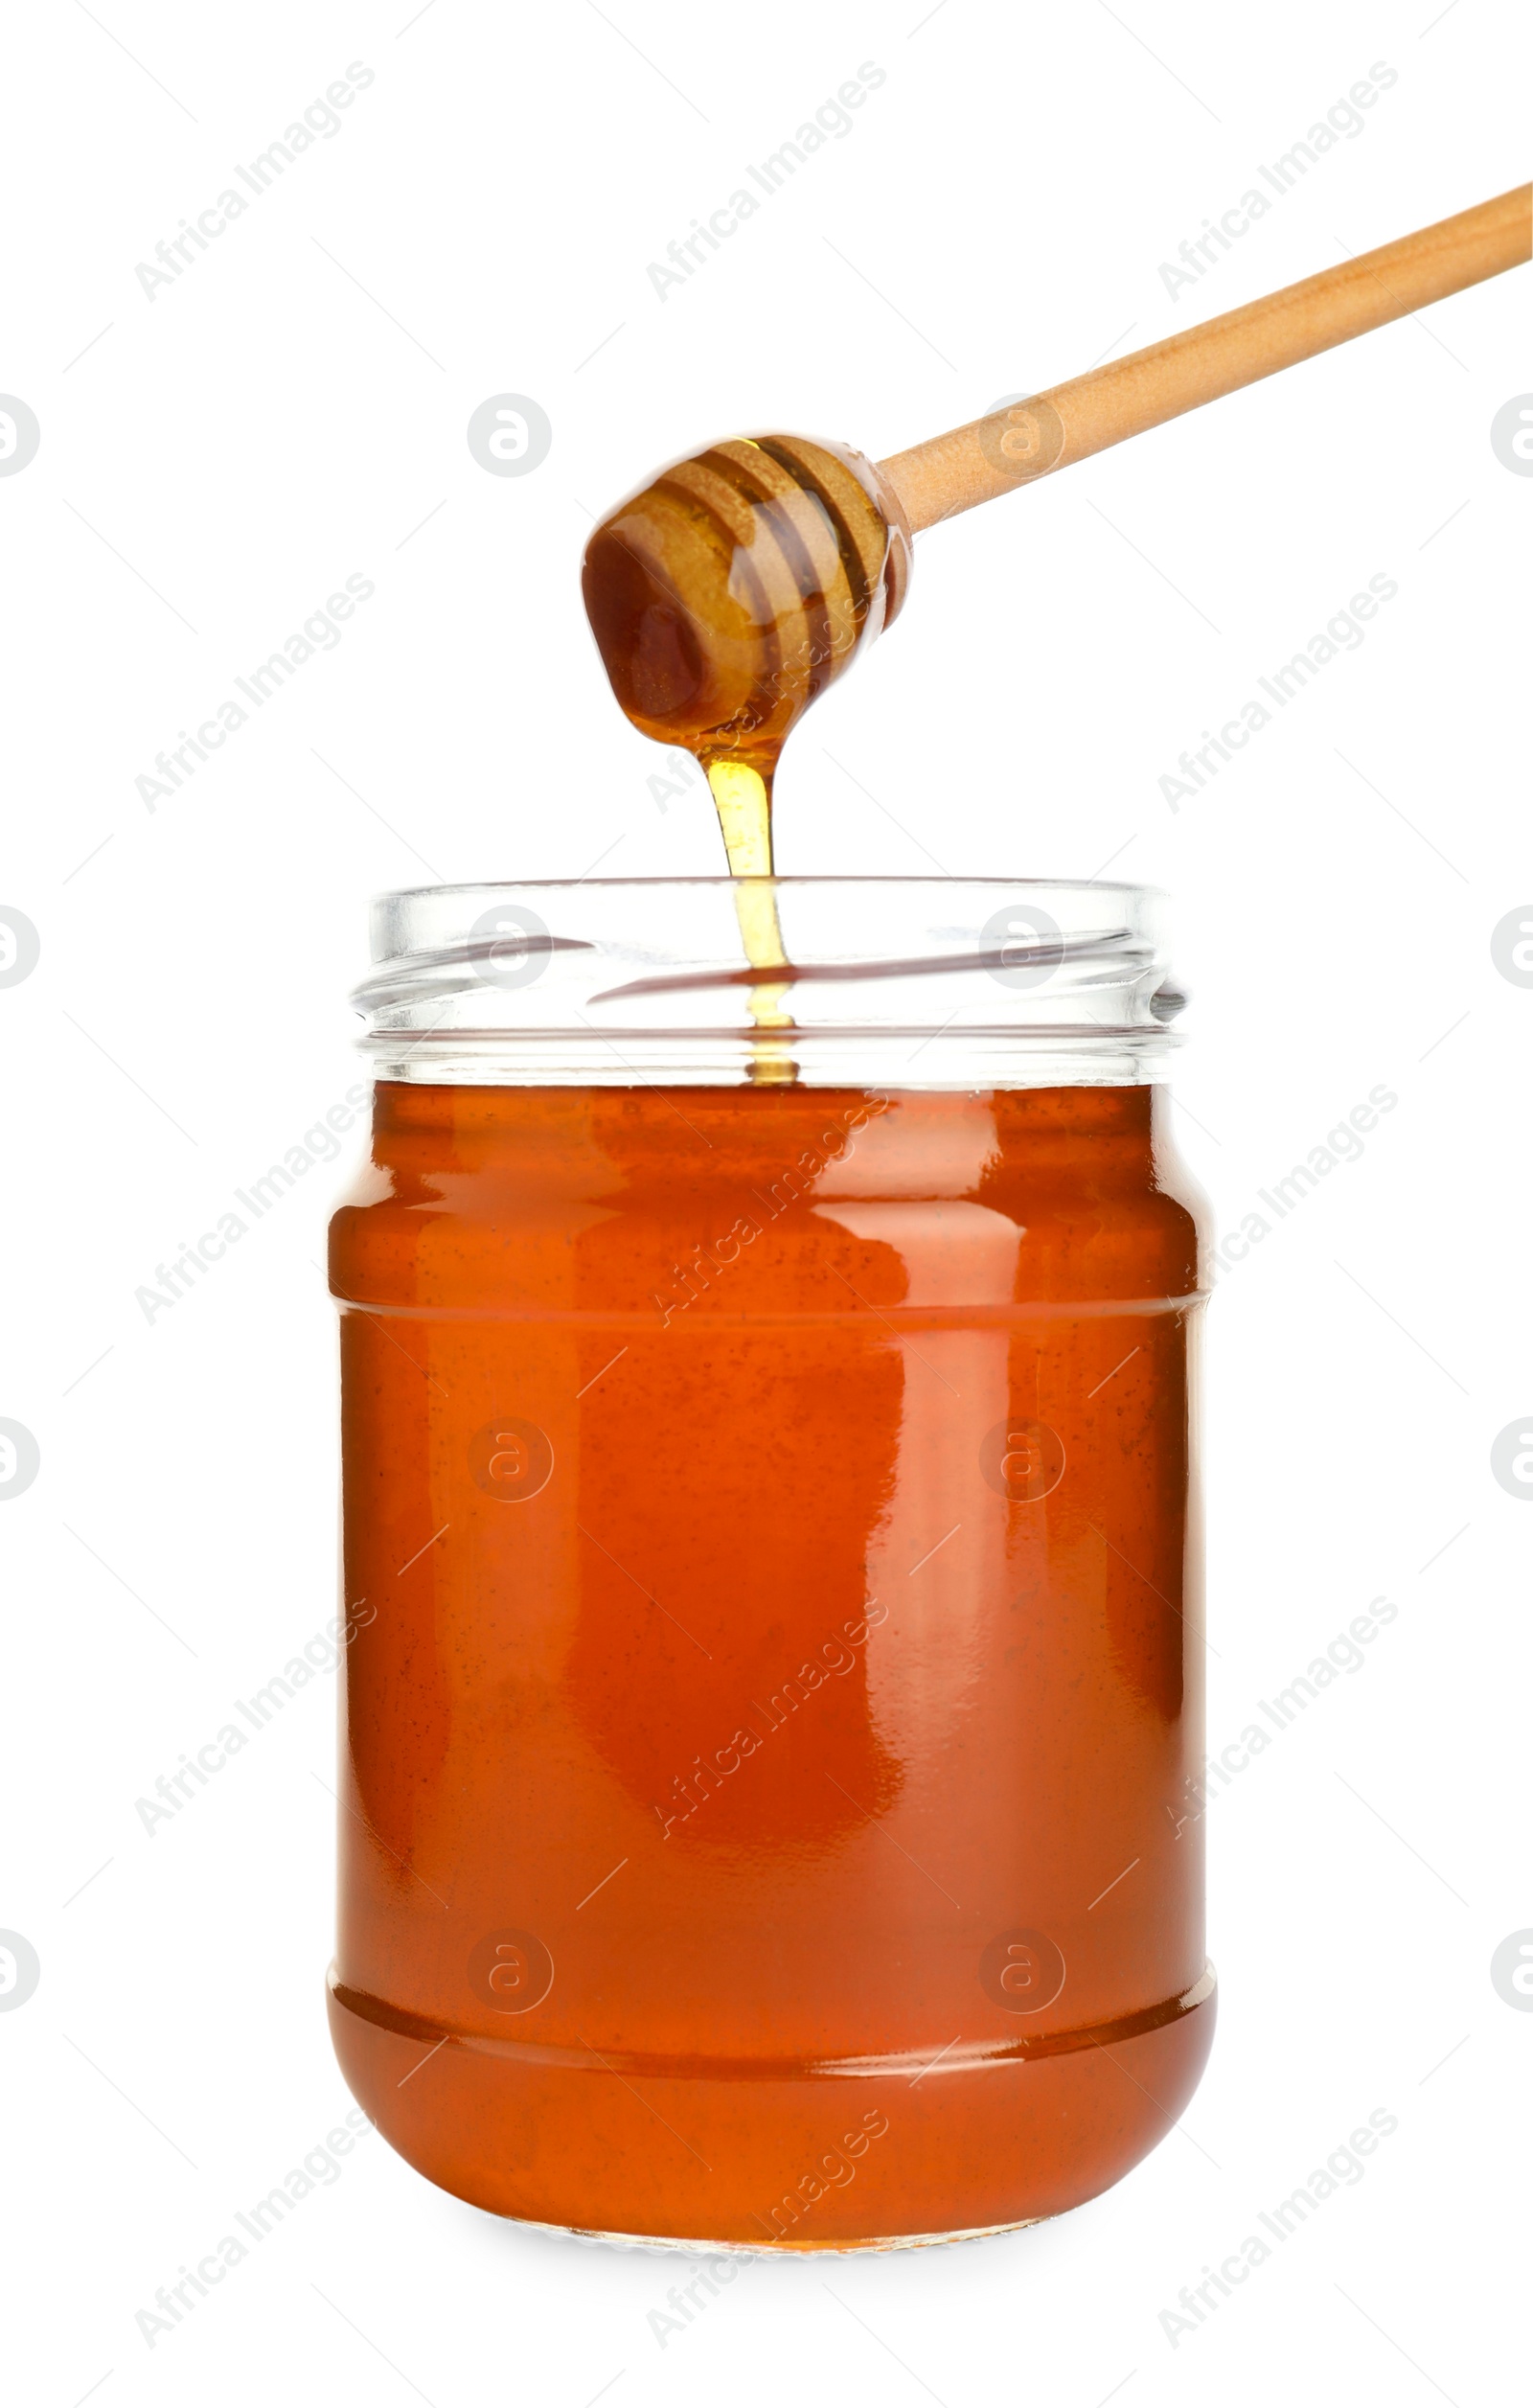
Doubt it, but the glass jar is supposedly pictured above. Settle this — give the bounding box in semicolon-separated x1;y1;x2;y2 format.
327;878;1213;2250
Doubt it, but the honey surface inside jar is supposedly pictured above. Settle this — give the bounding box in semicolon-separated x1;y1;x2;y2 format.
581;434;912;878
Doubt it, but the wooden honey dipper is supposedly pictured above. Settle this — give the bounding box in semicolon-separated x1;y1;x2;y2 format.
583;183;1529;882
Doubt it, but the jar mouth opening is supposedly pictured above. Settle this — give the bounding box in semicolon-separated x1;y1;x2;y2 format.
355;878;1183;1089
372;873;1167;897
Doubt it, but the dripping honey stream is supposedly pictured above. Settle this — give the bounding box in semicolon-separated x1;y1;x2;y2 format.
580;433;913;1080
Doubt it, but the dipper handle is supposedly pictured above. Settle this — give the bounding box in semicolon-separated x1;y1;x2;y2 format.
878;185;1532;532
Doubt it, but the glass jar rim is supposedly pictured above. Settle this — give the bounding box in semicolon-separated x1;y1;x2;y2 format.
354;876;1183;1089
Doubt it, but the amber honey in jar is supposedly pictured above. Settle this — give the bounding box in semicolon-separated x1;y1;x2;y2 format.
327;876;1214;2248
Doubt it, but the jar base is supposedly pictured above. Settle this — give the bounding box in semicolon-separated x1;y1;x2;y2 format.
329;1965;1216;2250
512;2211;1050;2256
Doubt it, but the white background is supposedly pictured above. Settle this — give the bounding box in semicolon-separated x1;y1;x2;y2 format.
3;0;1529;2401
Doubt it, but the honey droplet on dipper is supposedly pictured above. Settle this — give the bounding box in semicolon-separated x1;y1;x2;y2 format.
582;434;912;876
583;433;910;1082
